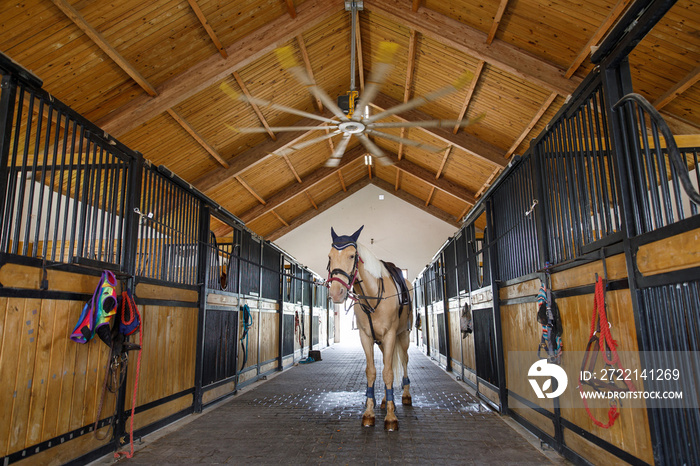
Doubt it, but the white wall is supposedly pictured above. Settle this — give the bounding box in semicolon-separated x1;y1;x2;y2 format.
274;184;459;282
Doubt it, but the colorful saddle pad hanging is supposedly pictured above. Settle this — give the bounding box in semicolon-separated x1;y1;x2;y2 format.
70;270;118;344
536;283;562;364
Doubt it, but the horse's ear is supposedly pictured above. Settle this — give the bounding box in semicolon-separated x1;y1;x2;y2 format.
350;225;364;243
331;227;339;242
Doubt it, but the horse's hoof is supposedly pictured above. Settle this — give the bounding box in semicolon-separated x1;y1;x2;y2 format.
380;399;386;410
362;415;375;427
384;419;399;431
402;395;412;406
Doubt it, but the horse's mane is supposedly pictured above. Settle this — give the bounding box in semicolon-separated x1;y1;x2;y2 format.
357;242;388;279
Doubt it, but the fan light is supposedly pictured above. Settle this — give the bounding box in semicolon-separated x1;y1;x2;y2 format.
364;155;373;166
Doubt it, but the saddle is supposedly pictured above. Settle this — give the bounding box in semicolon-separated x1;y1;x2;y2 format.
380;260;411;311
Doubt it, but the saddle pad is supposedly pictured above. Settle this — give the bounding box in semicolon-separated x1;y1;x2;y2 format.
381;260;411;309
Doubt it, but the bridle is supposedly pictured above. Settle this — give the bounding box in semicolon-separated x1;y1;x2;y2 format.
326;242;363;295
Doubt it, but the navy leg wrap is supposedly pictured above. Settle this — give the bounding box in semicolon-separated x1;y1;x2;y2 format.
366;384;375;404
385;387;394;403
402;376;410;388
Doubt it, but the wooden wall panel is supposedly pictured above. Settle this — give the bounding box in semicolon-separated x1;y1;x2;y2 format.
259;311;279;363
239;309;260;371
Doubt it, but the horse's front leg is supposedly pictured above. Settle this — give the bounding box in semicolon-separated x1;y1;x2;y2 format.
381;333;399;431
359;330;377;427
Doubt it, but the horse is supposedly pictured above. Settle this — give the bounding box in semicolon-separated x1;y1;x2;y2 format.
326;225;413;431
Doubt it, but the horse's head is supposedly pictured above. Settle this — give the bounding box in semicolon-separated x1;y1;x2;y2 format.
327;225;364;303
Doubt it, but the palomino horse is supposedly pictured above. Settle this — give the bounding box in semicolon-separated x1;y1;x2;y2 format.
327;226;413;431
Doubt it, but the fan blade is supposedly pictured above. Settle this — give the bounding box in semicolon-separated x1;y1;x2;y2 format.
325;134;352;167
366;129;444;153
226;124;338;133
276;46;348;121
366;70;474;123
277;131;341;157
357;134;392;166
353;41;400;121
367;114;485;129
243;96;337;124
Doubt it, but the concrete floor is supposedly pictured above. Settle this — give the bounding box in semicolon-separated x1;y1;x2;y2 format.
95;339;568;465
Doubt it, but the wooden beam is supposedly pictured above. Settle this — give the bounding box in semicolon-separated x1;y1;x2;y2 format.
232;71;277;141
265;177;372;241
654;64;700;110
453;60;485;134
305;191;318;209
271;209;289;227
364;0;579;96
51;0;157;97
368;164;372;179
235;175;266;204
436;145;451;179
372;93;507;167
389;151;477;204
565;0;632;78
398;29;419;160
96;0;340;136
285;0;297;18
475;167;501;198
187;0;228;58
192;112;332;193
338;171;347;191
505;92;557;158
296;35;323;112
425;186;435;206
166;109;230;168
238;145;366;224
372;178;461;228
412;0;421;12
486;0;509;45
282;154;302;183
394;168;400;191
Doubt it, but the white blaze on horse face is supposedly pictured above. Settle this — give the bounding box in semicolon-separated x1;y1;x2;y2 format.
328;246;357;304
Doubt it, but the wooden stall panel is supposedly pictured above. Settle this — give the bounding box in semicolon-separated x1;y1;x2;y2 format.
259;309;279;364
0;295;114;458
238;306;260;372
556;291;653;465
636;227;700;276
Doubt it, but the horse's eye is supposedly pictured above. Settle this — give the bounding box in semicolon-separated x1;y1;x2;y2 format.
350;254;355;259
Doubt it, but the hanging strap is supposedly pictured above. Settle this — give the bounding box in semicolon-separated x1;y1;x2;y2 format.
578;276;635;429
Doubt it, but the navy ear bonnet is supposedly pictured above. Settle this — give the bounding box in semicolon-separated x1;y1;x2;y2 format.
331;225;364;250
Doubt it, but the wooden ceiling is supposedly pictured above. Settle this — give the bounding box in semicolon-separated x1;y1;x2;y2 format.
2;0;698;241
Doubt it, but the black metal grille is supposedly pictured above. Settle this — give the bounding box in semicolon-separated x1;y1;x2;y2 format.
491;156;540;281
261;242;280;300
136;165;200;285
535;80;622;263
239;230;260;296
0;80;133;268
444;240;457;299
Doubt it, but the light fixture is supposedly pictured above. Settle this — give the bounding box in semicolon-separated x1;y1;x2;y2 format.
378;194;384;200
364;154;373;166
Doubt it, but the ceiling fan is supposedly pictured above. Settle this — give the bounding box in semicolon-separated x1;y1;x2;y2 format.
220;1;483;167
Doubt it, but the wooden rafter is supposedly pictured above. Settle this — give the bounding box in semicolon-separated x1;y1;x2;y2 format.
338;171;347;191
166;109;230;168
266;177;372;241
96;0;338;136
412;0;421;12
239;145;366;224
398;28;419;160
235;175;266;205
364;0;579;96
193;112;332;193
372;94;506;167
368;164;372;179
565;0;632;78
373;179;461;227
285;0;297;18
271;209;290;227
232;72;277;141
475;167;501;198
395;168;400;191
305;191;318;210
458;204;470;223
436;145;451;179
486;0;509;45
654;64;700;110
425;186;435;206
282;154;302;183
453;60;485;134
187;0;228;58
297;35;323;112
505;92;557;158
50;0;157;97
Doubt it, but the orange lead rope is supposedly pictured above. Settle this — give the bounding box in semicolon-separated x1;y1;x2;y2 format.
578;276;636;429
